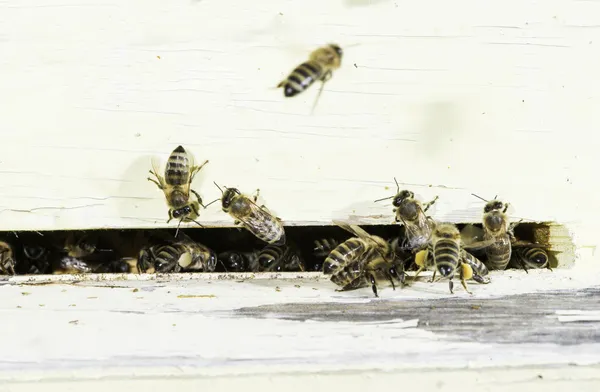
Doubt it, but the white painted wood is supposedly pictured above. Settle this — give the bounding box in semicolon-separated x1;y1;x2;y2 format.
1;0;598;252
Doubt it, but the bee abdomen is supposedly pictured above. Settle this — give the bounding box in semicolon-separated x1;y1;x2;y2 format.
155;244;184;264
251;221;286;245
485;239;511;270
313;238;340;258
462;251;489;277
433;239;460;267
323;239;366;274
258;245;285;271
165;146;190;186
281;61;323;97
516;247;549;269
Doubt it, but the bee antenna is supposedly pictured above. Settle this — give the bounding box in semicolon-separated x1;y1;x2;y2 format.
393;177;400;193
203;198;220;209
493;195;498;200
374;195;394;203
190;219;205;229
213;182;224;194
218;259;228;273
471;193;488;202
174;218;184;239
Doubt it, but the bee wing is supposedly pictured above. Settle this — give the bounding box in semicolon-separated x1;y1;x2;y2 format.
150;156;167;187
463;238;497;250
235;200;279;232
332;220;373;242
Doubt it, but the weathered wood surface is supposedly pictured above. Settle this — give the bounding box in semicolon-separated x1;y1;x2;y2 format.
1;267;599;385
0;0;598;261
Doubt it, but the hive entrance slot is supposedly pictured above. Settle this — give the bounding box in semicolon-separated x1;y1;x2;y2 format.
0;221;575;281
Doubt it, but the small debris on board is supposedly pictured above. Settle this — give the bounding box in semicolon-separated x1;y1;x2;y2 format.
177;294;216;298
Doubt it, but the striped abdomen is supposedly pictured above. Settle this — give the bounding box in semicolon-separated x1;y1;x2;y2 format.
515;247;549;269
484;235;511;270
165;145;191;186
154;243;187;266
258;245;303;272
433;239;460;277
280;61;324;97
330;259;364;289
461;250;489;278
323;238;367;274
313;238;340;258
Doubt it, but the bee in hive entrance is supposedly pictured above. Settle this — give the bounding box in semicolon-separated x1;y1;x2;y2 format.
137;232;217;274
472;194;521;271
375;178;438;254
277;43;343;114
324;221;405;298
148;145;209;237
214;183;286;246
423;223;493;294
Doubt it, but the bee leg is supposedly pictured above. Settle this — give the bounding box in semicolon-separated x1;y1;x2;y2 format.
520;260;529;274
448;279;454;294
428;269;437;283
384;269;396;290
189;159;209;182
191;189;204;206
459;263;474;295
390;266;406;287
367;273;379;298
423;196;439;212
147;176;163;189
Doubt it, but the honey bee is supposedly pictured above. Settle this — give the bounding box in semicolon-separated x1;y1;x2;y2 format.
0;241;15;275
324;221;405;297
313;238;340;259
277;43;343;113
427;223;493;294
511;246;552;272
52;256;92;275
215;183;286;246
375;179;438;252
257;243;304;272
473;194;520;271
148;145;209;234
137;234;217;274
217;250;259;272
95;257;139;274
63;233;97;258
21;244;52;274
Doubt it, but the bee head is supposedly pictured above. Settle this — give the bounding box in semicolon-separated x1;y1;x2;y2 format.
484;200;505;214
221;188;240;210
172;205;193;220
329;43;343;58
393;190;414;207
435;223;460;239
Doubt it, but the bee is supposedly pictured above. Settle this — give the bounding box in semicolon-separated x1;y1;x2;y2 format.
473;194;520;271
0;241;15;275
21;244;52;274
52;256;92;275
313;238;340;259
277;43;343;113
511;246;552;272
63;233;97;258
95;258;139;274
214;183;286;246
217;250;259;272
375;179;438;253
257;244;304;272
324;221;405;297
148;145;209;234
428;223;493;294
137;234;217;274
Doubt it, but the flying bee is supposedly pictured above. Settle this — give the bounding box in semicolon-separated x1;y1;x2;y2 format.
324;221;405;297
375;178;438;253
427;223;494;294
217;250;259;272
0;241;15;275
257;243;304;272
511;246;552;272
52;256;92;275
277;43;343;113
137;233;217;274
148;145;210;235
473;194;520;271
214;183;286;246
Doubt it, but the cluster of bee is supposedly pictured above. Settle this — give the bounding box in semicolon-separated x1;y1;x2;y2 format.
0;44;553;296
